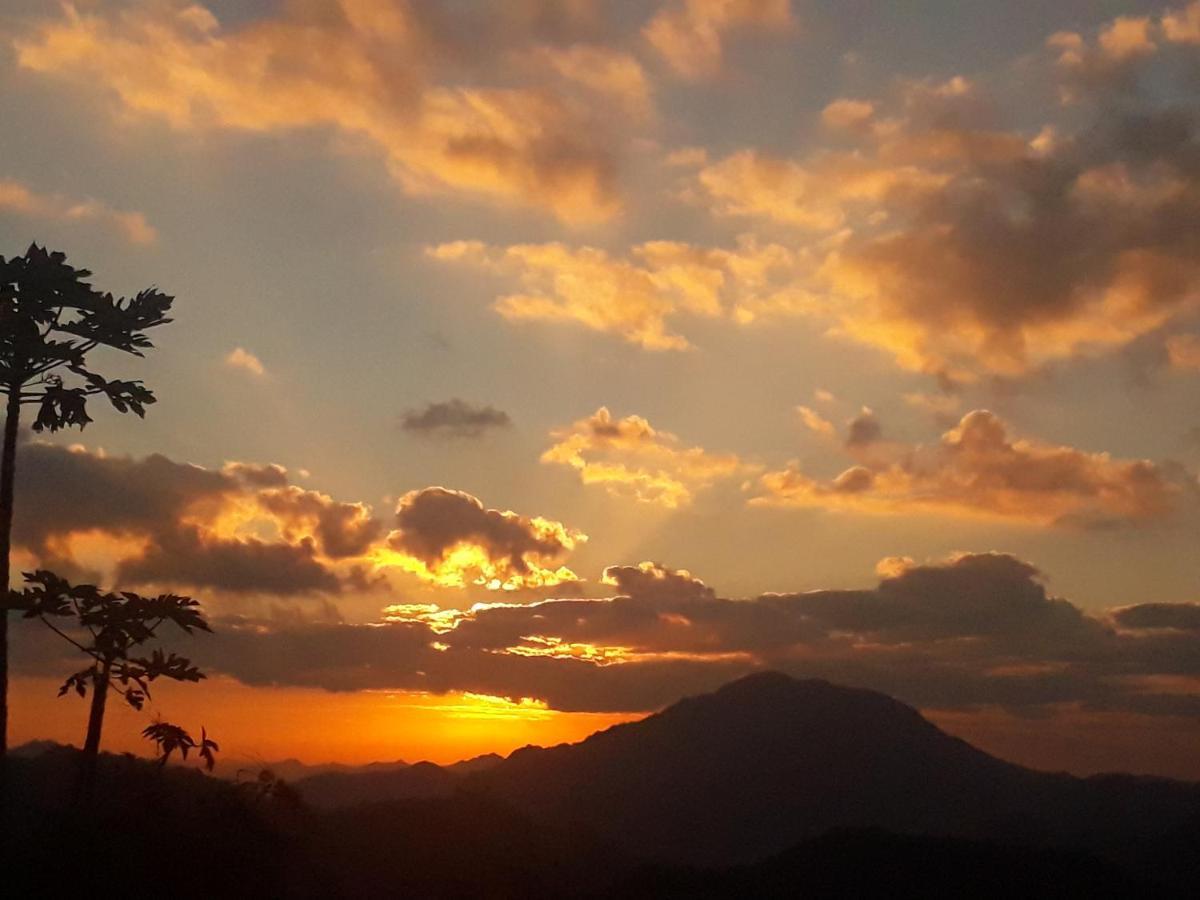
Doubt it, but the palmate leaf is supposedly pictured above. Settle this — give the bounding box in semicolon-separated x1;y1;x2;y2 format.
142;721;201;766
199;728;220;772
7;569;93;618
23;570;214;753
34;385;94;432
128;649;206;684
59;667;96;699
1;243;173;431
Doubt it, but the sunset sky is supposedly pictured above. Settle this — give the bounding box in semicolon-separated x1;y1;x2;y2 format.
2;0;1199;777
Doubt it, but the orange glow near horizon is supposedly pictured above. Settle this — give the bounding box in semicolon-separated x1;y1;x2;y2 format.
9;675;642;767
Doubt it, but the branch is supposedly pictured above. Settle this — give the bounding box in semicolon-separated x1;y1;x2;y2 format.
37;615;96;657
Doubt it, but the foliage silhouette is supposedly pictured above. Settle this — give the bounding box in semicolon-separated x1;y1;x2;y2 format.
142;721;219;770
8;569;209;799
0;243;173;759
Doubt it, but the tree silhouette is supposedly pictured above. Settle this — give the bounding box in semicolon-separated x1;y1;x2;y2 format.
8;570;209;800
142;721;219;770
0;244;173;759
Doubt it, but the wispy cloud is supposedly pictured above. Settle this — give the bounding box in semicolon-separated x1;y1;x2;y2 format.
0;177;156;245
224;347;265;376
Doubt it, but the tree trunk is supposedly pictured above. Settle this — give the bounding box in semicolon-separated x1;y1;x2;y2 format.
76;662;110;805
0;387;21;763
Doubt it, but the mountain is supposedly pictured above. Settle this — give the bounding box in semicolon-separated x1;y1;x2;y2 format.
463;672;1200;866
7;675;1198;896
220;756;409;784
294;753;503;809
618;828;1155;899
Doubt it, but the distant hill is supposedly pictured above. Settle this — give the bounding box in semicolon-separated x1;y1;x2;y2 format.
293;753;503;809
619;828;1155;899
7;674;1198;896
464;672;1200;866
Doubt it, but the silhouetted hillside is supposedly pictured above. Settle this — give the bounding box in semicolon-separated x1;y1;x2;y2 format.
293;752;502;809
6;674;1199;897
2;746;320;899
465;672;1200;868
297;759;457;808
620;828;1156;899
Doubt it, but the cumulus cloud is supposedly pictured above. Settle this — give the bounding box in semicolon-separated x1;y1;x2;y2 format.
427;235;816;349
531;43;654;120
1166;333;1200;370
379;487;583;590
541;407;746;507
1163;1;1200;43
51;552;1197;720
12;1;636;222
401;399;512;438
754;410;1187;527
643;0;794;80
11;442;582;596
0;177;156;244
677;12;1200;380
795;405;834;438
224;347;265;376
1112;602;1200;631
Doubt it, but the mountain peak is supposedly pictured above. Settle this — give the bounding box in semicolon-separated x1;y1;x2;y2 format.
471;673;1033;864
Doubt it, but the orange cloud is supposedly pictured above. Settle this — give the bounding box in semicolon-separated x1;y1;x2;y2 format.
680;39;1200;379
542;407;747;507
378;487;584;591
1164;1;1200;43
14;1;626;222
16;442;584;597
795;405;835;438
1166;333;1200;370
643;0;793;79
530;44;654;120
754;410;1186;527
0;177;156;244
427;235;816;348
224;347;265;376
692;148;945;230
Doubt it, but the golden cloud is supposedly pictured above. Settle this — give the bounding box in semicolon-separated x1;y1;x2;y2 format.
677;22;1200;379
224;347;265;377
643;0;794;79
14;1;628;222
0;177;155;245
427;235;817;348
542;407;747;507
754;409;1185;527
1166;333;1200;370
378;487;584;591
16;442;584;596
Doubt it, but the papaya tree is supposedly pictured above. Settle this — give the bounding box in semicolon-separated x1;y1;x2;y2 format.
9;570;209;800
0;244;174;758
142;721;219;770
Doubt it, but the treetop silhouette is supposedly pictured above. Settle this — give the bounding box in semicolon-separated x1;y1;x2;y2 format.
142;721;219;771
8;569;211;799
0;242;174;758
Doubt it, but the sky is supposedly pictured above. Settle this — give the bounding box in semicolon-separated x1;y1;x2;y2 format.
1;0;1199;777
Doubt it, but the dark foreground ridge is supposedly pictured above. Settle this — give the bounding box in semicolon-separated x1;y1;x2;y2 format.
6;672;1199;898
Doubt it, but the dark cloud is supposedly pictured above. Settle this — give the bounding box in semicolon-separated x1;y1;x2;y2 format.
601;562;715;603
401;399;512;439
256;486;382;559
117;527;341;595
1112;602;1200;631
386;487;581;588
844;407;883;448
222;461;290;488
757;409;1187;528
10;442;586;597
60;552;1196;719
14;442;234;554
